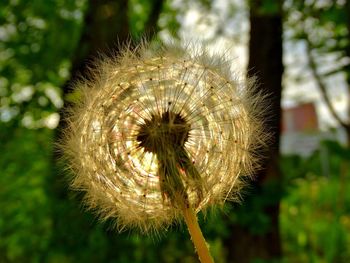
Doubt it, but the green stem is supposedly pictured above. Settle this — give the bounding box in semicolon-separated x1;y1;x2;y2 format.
156;142;213;262
182;205;215;263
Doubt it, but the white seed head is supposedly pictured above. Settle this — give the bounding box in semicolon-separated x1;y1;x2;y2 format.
61;43;268;233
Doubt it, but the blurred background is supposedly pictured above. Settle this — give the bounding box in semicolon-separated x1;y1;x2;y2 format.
1;0;349;262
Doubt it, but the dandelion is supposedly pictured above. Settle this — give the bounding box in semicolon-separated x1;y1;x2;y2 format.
62;43;267;263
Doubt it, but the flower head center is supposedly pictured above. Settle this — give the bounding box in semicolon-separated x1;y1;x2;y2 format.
136;111;190;153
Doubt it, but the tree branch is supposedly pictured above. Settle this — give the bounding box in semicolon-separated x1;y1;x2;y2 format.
305;38;349;129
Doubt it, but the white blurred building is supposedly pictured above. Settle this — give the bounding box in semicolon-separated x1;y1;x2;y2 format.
280;102;347;157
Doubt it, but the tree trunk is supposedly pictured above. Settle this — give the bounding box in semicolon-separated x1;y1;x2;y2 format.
52;0;131;200
224;1;283;262
64;0;130;94
48;0;163;260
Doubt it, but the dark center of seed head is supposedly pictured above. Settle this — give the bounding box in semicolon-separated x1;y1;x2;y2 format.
136;111;190;153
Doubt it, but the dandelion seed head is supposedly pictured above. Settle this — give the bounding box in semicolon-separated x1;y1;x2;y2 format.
62;43;267;233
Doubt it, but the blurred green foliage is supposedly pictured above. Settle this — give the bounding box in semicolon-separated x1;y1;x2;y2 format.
2;123;349;262
0;0;86;128
1;0;350;262
280;141;350;263
0;127;53;262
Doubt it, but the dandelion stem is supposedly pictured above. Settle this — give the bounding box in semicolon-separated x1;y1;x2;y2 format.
182;205;215;263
